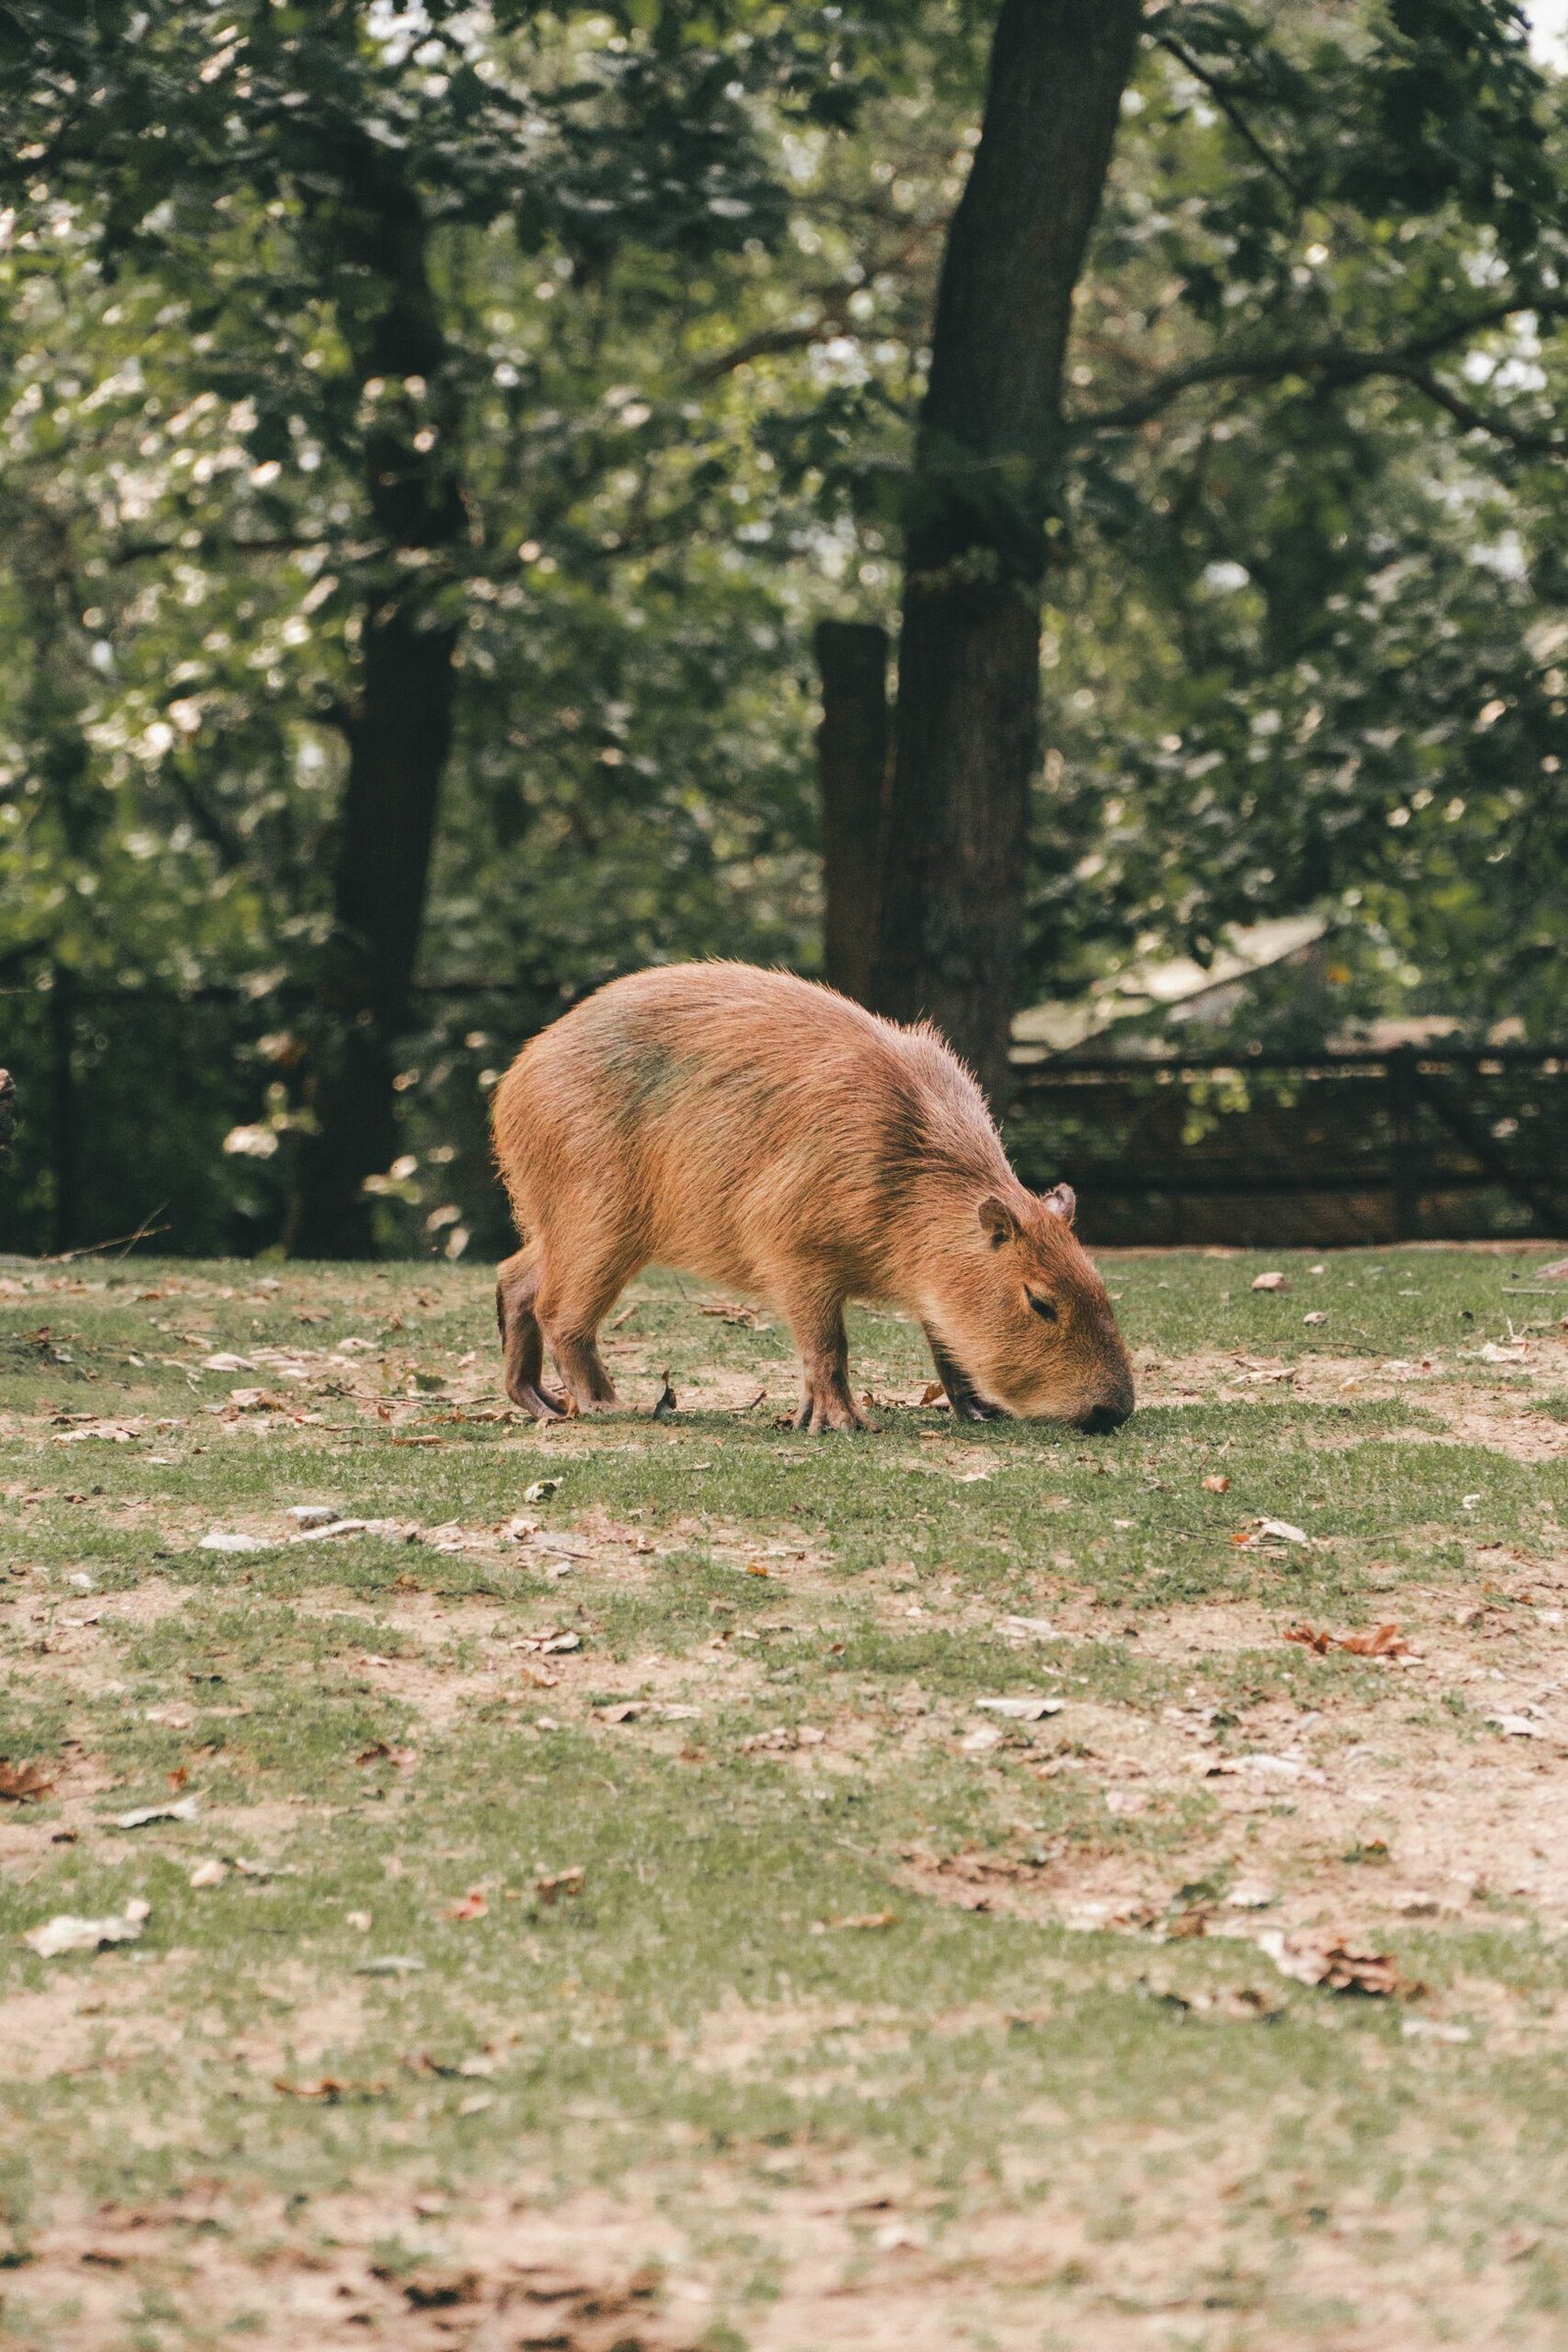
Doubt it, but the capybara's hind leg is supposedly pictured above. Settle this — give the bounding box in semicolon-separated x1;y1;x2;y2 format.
496;1247;566;1422
778;1280;871;1434
537;1238;640;1415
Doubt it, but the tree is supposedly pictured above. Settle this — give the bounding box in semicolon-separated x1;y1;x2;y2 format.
853;0;1567;1094
869;0;1143;1102
4;0;872;1250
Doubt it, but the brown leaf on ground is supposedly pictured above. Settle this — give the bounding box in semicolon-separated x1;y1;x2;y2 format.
535;1865;586;1906
1201;1474;1230;1494
1286;1621;1407;1657
372;2264;482;2310
0;1759;56;1801
918;1381;946;1406
356;1740;417;1769
1250;1270;1290;1292
738;1725;825;1753
1257;1932;1421;1997
446;1887;488;1921
811;1911;898;1934
272;2076;386;2101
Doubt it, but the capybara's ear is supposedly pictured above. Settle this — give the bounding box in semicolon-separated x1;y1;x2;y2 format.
1042;1182;1077;1227
978;1195;1021;1248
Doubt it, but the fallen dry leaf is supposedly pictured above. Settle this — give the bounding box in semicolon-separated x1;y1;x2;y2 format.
1256;1931;1420;1997
1234;1516;1312;1549
811;1912;898;1934
535;1865;585;1906
1201;1474;1231;1494
113;1794;198;1831
24;1898;150;1958
975;1696;1063;1722
446;1887;488;1921
1250;1270;1290;1292
738;1725;825;1753
357;1740;417;1769
272;2076;385;2102
522;1478;561;1503
375;2264;483;2310
0;1759;56;1802
918;1381;946;1406
1286;1622;1408;1658
188;1858;227;1888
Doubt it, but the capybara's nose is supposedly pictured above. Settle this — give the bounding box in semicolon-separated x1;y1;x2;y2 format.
1080;1398;1131;1435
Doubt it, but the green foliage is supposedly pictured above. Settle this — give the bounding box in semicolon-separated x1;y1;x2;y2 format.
2;0;1567;1250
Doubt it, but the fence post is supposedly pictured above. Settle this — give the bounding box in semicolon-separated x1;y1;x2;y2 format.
1387;1044;1420;1242
50;963;76;1254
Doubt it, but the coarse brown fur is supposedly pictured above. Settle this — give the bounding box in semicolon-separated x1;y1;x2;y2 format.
490;964;1135;1434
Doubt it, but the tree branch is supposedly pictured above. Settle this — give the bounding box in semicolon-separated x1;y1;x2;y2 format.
1152;30;1309;207
1069;295;1568;440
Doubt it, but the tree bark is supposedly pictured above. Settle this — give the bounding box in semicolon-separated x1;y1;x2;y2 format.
288;155;466;1258
871;0;1143;1103
814;618;890;1004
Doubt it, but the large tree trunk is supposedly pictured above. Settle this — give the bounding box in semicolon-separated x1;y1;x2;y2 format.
871;0;1143;1102
288;158;466;1258
814;618;890;1004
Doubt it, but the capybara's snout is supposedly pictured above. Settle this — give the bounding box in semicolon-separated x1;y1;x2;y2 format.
1077;1395;1133;1436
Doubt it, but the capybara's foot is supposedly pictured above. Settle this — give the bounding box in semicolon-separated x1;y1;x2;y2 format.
950;1391;1004;1422
509;1375;567;1422
794;1387;874;1434
554;1340;618;1416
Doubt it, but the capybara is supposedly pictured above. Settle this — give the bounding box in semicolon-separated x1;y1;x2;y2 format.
491;964;1134;1434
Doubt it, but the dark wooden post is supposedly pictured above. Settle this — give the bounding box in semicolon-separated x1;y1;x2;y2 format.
1387;1044;1421;1242
50;964;76;1254
814;619;890;1005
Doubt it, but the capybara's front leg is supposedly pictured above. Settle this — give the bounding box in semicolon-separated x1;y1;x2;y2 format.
921;1323;1004;1422
780;1284;871;1434
496;1248;566;1422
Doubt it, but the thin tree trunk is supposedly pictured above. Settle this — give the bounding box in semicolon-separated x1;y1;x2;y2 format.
871;0;1143;1103
288;158;466;1258
814;618;890;1004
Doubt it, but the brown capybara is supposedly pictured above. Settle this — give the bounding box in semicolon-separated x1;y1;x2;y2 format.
490;963;1134;1434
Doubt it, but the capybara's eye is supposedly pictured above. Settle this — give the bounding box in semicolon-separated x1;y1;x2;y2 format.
1027;1292;1058;1323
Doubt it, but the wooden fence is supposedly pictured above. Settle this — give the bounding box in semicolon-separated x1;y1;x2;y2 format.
2;970;1564;1253
1006;1045;1568;1246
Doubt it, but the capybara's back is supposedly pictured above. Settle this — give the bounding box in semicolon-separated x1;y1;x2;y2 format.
491;963;1133;1434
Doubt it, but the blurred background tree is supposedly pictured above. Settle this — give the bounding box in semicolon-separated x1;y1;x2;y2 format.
1;0;1565;1254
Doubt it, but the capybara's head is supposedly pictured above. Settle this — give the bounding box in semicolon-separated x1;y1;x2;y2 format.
943;1184;1134;1431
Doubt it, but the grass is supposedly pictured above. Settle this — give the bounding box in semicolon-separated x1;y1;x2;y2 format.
0;1245;1566;2349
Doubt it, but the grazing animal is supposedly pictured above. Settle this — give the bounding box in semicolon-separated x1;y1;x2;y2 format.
491;964;1134;1434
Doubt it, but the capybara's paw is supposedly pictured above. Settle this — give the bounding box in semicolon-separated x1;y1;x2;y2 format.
509;1378;567;1422
795;1392;874;1434
952;1392;1004;1422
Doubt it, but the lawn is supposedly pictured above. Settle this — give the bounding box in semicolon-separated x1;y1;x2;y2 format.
1;1245;1566;2351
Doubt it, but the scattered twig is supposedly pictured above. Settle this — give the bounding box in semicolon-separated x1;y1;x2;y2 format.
42;1207;172;1264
